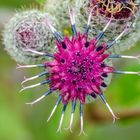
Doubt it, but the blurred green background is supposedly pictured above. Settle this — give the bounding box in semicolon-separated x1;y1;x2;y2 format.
0;0;140;140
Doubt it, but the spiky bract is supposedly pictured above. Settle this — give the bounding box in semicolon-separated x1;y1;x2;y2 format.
45;0;82;32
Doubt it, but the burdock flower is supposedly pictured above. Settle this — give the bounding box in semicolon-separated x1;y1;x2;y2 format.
16;8;140;135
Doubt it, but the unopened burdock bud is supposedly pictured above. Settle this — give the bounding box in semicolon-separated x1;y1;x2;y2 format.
3;9;57;64
77;0;140;53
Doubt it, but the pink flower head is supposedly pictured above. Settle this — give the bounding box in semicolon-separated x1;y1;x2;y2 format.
17;7;140;135
48;34;113;104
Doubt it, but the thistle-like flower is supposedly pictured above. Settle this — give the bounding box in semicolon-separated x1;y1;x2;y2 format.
3;9;57;64
16;8;140;135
